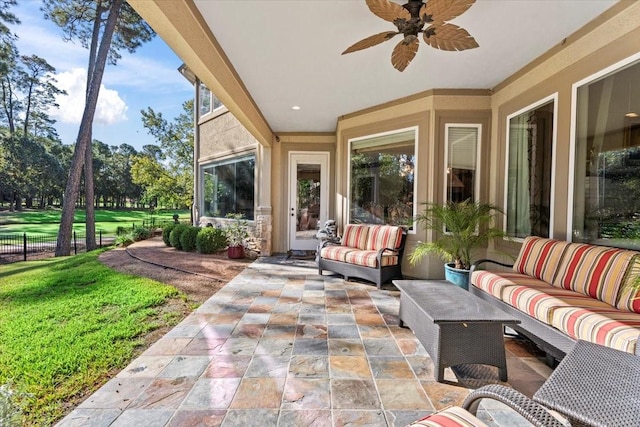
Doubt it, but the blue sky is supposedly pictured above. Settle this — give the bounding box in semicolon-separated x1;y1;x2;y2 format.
12;1;193;151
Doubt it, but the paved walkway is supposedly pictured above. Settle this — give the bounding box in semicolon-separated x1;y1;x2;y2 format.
57;255;551;426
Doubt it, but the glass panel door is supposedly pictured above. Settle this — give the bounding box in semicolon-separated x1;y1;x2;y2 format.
289;153;329;251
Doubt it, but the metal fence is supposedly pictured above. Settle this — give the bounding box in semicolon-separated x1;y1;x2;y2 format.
0;231;111;263
0;219;190;264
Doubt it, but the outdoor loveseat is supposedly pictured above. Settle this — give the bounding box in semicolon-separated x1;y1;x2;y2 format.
409;340;640;427
317;223;406;288
470;236;640;362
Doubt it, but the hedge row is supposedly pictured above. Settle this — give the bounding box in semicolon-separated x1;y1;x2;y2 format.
162;223;227;254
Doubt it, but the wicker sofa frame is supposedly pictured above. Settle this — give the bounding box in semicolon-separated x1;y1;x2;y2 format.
317;226;407;289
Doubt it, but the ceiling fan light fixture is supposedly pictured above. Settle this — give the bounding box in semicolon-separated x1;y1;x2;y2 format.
343;0;479;72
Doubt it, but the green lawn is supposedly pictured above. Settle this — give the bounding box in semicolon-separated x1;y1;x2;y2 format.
0;251;188;426
0;208;190;235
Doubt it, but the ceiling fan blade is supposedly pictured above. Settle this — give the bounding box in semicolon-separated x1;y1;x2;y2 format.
423;0;476;23
391;36;419;72
366;0;411;22
343;31;398;55
423;23;478;51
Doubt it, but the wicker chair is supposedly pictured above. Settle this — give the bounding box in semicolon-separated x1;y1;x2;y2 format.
409;340;640;427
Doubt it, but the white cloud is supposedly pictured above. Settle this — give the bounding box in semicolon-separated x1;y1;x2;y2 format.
51;68;128;125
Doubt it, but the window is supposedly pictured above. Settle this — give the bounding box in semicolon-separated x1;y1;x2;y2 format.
349;129;416;228
573;58;640;248
198;82;223;116
202;155;255;220
445;124;480;204
506;99;555;238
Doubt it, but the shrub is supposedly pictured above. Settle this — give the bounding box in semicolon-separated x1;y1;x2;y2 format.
131;226;151;242
116;226;128;236
169;224;189;250
179;226;200;252
196;226;227;254
0;382;29;426
114;234;134;247
162;223;177;246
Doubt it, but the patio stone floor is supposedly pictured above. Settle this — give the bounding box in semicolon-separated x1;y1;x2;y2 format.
57;257;552;427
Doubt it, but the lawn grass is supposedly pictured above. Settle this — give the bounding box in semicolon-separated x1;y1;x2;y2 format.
0;208;190;235
0;251;187;426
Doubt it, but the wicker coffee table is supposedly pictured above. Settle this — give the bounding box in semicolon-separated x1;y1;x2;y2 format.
394;280;520;382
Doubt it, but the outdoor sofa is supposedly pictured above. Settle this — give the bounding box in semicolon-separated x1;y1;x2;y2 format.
470;236;640;362
317;223;406;288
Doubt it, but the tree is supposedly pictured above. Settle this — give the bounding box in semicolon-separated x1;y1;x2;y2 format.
139;100;194;210
47;0;154;256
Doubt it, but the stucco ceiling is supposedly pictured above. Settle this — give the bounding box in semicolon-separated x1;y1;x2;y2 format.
192;0;618;134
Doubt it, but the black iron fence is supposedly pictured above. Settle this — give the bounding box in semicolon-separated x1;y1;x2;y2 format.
0;219;190;264
0;231;111;263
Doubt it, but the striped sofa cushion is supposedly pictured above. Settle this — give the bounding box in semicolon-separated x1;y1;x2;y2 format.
551;243;636;306
319;245;356;262
365;225;403;251
512;236;571;283
341;224;370;250
408;406;488;427
616;255;640;313
501;284;612;325
472;270;550;299
551;307;640;354
344;250;399;268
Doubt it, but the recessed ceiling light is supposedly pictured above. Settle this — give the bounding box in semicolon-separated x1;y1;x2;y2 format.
291;105;301;111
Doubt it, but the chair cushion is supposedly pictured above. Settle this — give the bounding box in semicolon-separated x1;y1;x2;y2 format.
319;245;356;262
616;255;640;313
551;307;640;354
501;284;612;325
344;250;399;268
472;270;550;300
365;225;403;251
408;406;488;427
341;224;370;250
512;236;571;284
552;243;636;306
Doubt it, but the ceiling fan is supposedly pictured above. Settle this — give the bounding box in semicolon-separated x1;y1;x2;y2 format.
343;0;479;72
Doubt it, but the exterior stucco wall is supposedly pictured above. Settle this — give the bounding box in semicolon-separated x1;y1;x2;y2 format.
198;111;258;161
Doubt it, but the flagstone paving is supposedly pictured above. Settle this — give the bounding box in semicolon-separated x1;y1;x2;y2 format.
57;257;551;426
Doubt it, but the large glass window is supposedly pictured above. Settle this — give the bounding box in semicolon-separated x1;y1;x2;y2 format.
573;59;640;248
506;99;555;238
349;130;415;228
199;82;223;117
446;124;480;203
202;155;255;220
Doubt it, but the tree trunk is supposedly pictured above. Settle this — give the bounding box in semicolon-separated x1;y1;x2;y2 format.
55;0;123;256
85;136;97;251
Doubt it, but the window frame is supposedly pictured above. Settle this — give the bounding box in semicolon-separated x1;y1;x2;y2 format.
200;153;256;220
443;123;482;205
503;93;558;241
347;126;419;232
568;51;640;242
198;82;224;118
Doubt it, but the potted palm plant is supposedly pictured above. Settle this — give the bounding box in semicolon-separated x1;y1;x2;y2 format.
408;200;507;289
224;213;249;259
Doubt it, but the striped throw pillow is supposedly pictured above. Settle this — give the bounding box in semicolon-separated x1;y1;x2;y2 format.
365;225;403;251
341;224;370;250
552;243;636;307
512;236;570;283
